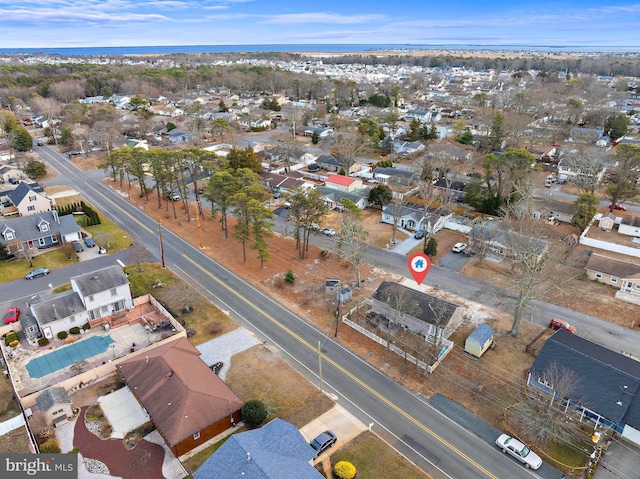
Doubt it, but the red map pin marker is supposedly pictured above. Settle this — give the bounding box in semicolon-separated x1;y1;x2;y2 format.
408;252;431;285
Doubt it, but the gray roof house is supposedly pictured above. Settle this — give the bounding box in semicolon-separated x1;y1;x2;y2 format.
528;330;640;445
316;185;370;211
29;290;89;340
194;418;321;479
380;204;451;235
35;386;73;426
0;210;81;255
371;281;463;343
467;221;548;260
585;253;640;304
165;129;193;144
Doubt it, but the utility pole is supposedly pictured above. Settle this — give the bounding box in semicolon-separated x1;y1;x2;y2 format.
195;200;203;249
334;285;341;338
157;217;166;268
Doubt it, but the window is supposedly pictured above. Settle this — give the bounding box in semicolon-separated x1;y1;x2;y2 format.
5;232;14;240
101;305;110;315
611;276;618;284
193;432;200;440
40;223;49;232
29;195;37;202
38;237;45;246
89;309;100;320
27;206;35;212
537;377;553;388
595;272;602;279
110;288;117;297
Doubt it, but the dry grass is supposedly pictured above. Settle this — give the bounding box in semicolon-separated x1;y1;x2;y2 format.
327;431;429;479
0;426;31;453
225;346;334;429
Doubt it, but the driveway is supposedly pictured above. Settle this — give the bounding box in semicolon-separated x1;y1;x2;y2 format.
439;251;471;272
593;438;640;479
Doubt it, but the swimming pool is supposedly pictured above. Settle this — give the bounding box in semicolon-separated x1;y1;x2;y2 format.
26;335;115;378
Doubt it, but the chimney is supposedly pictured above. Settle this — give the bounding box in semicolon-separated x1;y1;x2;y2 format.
52;210;59;224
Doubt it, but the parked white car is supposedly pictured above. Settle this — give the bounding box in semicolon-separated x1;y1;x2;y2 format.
495;434;542;470
452;242;467;253
323;228;336;236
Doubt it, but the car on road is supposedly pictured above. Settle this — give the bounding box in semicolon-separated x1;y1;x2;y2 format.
84;237;96;248
4;307;20;324
452;242;467;253
549;318;577;333
72;240;84;252
414;230;425;239
495;434;542;469
310;430;337;458
36;140;44;146
609;203;627;211
25;267;49;279
322;228;336;236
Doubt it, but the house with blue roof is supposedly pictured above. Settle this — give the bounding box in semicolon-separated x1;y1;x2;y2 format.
528;330;640;446
194;418;322;479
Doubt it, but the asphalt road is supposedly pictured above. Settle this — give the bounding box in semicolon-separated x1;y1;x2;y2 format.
26;146;560;478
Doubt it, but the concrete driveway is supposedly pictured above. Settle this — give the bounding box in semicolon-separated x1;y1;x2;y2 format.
594;438;640;479
439;251;471;272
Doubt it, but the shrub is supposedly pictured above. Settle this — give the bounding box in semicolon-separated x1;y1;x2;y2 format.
5;332;18;346
40;439;61;453
57;331;68;340
69;327;81;335
9;339;19;348
82;323;90;330
67;446;80;454
284;270;295;285
241;399;267;428
334;461;357;479
38;337;49;346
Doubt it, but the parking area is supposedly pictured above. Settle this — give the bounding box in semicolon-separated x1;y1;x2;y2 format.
439;250;471;272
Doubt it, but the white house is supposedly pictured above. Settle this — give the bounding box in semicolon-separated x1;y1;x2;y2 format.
71;265;134;324
6;182;52;217
29;265;133;339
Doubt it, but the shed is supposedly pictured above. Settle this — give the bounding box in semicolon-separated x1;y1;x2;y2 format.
465;324;494;358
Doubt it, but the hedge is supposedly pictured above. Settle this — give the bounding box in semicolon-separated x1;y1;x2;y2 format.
57;331;68;340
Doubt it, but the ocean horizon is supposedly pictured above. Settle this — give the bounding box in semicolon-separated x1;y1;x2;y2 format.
1;43;640;56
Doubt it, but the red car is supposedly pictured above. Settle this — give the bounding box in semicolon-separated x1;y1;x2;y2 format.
549;318;576;334
609;203;627;211
4;307;20;324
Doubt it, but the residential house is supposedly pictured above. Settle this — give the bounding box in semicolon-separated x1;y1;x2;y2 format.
260;172;314;196
32;116;49;129
71;265;134;325
392;140;425;156
0;210;80;255
315;155;360;175
324;175;363;193
35;387;74;427
533;197;574;224
557;155;606;184
427;143;473;163
467;221;548;260
117;337;244;457
316;185;369;210
568;127;606;144
0;165;23;185
82;96;105;104
372;167;419;188
111;95;132;110
585;253;640;304
150;104;183;117
298;124;333;138
380;205;450;235
528;330;640;446
432;179;466;201
194;418;321;479
371;281;463;344
6;182;52;216
405;109;431;123
250;118;273;129
165;129;193;144
618;215;640;238
29;290;89;340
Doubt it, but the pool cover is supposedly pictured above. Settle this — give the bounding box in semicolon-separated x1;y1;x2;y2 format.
26;335;114;378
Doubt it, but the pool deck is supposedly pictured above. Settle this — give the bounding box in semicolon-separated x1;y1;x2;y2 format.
6;303;174;396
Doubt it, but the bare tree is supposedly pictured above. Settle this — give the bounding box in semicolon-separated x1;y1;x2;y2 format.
563;147;609;195
510;362;584;445
163;280;200;314
29;412;54;443
91;231;115;251
29;96;62;145
330;132;367;175
336;209;369;286
126;243;154;272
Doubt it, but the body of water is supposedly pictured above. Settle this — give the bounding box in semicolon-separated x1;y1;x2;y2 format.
1;44;639;56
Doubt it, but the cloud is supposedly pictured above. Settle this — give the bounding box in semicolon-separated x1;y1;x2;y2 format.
0;7;171;23
264;12;385;25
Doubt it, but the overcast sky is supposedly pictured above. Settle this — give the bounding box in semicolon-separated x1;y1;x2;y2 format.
1;0;639;49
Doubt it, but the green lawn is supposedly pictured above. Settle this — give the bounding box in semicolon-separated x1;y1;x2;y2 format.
0;194;133;284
